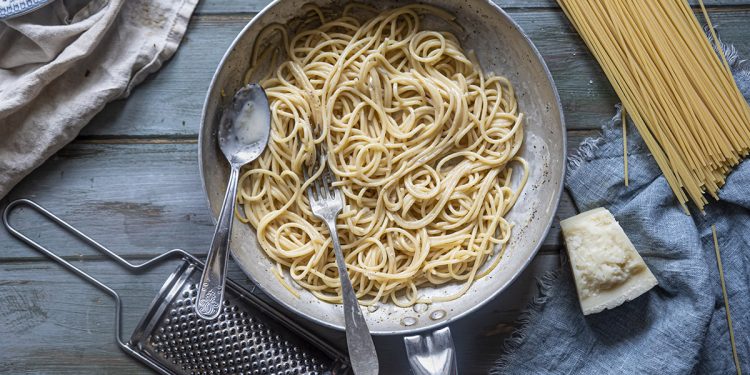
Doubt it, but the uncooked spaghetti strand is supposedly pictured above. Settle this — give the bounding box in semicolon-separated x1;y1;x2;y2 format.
623;107;629;187
712;225;742;375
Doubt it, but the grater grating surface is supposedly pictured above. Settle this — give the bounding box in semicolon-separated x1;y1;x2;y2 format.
131;262;348;375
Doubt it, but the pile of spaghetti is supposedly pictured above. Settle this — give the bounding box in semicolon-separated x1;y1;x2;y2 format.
558;0;750;212
236;4;527;306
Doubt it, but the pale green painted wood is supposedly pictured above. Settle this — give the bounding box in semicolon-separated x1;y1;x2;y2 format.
1;143;212;261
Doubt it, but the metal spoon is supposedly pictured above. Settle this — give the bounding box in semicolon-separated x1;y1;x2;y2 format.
196;83;271;320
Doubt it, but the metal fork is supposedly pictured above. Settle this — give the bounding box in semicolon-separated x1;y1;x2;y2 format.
303;148;379;375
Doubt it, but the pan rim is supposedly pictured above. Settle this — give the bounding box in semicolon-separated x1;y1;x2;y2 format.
198;0;567;336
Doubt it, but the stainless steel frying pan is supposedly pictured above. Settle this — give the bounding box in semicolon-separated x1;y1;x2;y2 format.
199;0;565;372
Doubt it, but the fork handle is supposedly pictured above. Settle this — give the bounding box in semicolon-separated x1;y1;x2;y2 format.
326;220;379;375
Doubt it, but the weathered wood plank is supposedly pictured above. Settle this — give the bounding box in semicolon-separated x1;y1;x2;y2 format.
4;2;744;374
81;10;750;138
0;254;560;374
81;16;247;139
1;137;592;260
194;0;750;15
0;143;214;261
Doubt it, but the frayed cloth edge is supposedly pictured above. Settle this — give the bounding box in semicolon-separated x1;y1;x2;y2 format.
567;135;604;177
490;264;565;373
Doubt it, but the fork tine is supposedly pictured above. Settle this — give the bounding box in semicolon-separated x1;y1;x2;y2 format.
319;145;327;170
323;168;335;197
302;166;315;201
319;144;327;160
316;145;328;199
305;142;345;211
316;170;328;199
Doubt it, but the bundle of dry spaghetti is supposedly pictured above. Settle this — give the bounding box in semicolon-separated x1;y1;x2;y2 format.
558;0;750;212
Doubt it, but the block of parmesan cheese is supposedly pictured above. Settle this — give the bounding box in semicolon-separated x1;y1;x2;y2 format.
560;207;658;315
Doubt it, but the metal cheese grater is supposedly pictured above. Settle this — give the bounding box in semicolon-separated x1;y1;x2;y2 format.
3;199;351;375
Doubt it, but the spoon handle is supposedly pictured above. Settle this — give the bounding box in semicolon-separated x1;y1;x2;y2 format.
196;165;241;319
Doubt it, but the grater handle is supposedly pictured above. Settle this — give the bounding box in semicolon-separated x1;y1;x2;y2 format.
2;199;191;375
403;327;458;375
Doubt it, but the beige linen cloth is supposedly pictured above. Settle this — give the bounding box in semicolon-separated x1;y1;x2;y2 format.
0;0;199;197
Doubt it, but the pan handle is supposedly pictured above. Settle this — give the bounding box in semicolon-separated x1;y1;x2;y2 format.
403;326;458;375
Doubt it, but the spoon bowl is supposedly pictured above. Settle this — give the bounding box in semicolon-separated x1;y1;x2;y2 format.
218;84;272;165
196;83;270;319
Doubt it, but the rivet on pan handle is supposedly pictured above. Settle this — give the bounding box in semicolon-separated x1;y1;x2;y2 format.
404;327;458;375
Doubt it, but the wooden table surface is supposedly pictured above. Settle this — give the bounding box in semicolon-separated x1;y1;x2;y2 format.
1;1;747;374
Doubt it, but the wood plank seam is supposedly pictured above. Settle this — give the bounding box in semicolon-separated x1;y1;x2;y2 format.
191;6;750;19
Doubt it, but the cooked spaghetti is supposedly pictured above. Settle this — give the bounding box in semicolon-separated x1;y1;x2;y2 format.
236;5;527;306
558;0;750;212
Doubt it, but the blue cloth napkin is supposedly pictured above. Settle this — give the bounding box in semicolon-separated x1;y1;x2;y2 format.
492;38;750;374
